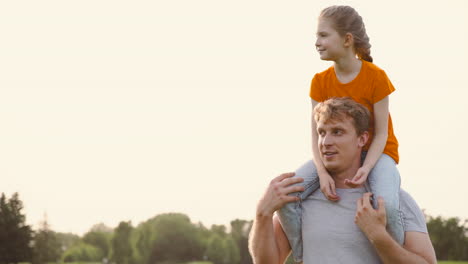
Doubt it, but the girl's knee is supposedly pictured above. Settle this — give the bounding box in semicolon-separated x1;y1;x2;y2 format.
374;154;396;170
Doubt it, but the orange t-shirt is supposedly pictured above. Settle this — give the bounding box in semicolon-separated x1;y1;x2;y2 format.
310;60;399;163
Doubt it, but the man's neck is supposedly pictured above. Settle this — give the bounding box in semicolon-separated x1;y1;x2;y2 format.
330;163;363;189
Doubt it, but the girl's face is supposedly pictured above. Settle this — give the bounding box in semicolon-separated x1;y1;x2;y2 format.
315;18;347;61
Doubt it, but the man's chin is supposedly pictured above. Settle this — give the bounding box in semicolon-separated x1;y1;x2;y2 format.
323;163;339;173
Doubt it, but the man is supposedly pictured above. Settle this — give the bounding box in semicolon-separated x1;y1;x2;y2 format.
249;97;436;263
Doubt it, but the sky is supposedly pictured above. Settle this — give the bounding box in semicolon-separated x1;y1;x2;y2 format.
1;0;467;236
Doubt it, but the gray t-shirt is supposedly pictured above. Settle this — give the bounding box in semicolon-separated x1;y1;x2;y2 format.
302;187;427;264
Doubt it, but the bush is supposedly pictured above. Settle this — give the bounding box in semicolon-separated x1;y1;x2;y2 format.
61;242;103;262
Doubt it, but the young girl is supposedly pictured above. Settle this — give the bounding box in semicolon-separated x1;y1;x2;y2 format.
278;5;403;263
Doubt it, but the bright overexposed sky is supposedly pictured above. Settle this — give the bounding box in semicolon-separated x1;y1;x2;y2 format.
1;0;467;235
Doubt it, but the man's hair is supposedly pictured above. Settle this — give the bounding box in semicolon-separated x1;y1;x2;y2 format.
314;97;370;135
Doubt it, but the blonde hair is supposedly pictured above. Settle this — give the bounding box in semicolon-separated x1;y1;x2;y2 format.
314;97;370;135
320;5;373;62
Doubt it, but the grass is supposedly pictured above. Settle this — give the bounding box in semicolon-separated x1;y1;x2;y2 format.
18;261;468;264
54;261;463;264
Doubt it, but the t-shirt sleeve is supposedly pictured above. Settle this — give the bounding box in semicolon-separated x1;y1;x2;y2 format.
400;190;428;233
372;70;396;103
310;74;323;102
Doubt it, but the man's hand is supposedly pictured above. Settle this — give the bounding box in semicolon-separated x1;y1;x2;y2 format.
319;174;340;201
256;173;305;217
355;193;387;241
345;166;370;187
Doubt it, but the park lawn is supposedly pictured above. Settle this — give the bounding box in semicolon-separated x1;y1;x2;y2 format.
19;263;101;264
54;260;463;264
73;260;207;264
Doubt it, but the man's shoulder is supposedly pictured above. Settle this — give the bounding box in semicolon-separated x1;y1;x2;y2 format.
399;189;419;210
399;189;428;233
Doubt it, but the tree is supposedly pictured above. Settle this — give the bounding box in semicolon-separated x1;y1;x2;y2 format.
111;221;134;264
210;224;227;238
62;242;103;262
205;234;240;264
83;229;112;259
0;193;33;264
133;221;155;264
54;232;80;254
224;236;240;264
147;213;204;264
205;234;225;264
89;222;113;233
230;219;253;264
31;215;61;264
427;216;468;260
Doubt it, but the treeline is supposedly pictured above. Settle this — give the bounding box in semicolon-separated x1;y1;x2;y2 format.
1;192;467;263
426;215;468;261
0;192;253;264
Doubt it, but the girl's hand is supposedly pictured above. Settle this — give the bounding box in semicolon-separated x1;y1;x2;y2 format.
345;166;370;187
319;174;340;201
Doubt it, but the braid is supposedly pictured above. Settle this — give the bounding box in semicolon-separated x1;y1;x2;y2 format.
355;37;373;62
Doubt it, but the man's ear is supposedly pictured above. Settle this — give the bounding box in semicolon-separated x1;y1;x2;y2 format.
358;131;369;147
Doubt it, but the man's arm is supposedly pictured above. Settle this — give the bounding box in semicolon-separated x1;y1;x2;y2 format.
248;173;303;264
249;214;291;264
355;193;437;264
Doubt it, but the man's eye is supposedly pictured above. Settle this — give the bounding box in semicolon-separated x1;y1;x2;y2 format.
333;130;342;135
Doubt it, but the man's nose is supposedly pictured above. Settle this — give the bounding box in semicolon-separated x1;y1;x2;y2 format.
322;133;333;145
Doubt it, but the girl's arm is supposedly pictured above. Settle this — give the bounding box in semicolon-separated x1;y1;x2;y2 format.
311;99;339;201
346;96;389;186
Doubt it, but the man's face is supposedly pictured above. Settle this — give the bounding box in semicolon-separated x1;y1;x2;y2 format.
317;116;368;174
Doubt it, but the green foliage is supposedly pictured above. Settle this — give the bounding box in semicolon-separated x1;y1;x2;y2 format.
209;225;227;238
230;219;253;264
111;221;134;264
82;230;112;258
61;242;103;262
31;218;61;264
145;213;204;264
0;193;33;264
55;232;81;251
205;234;240;264
427;216;468;260
133;220;155;263
205;234;224;264
224;237;240;264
